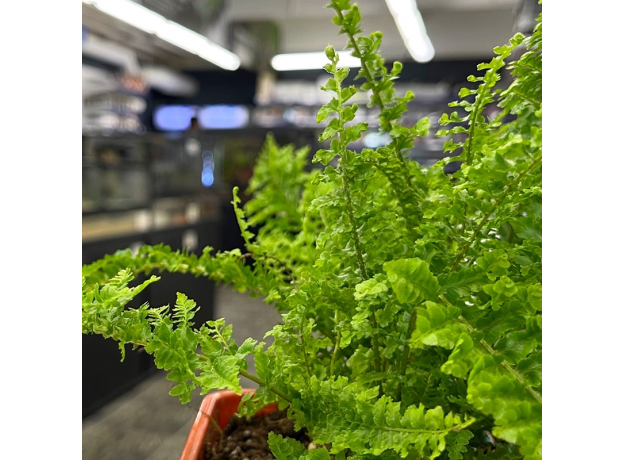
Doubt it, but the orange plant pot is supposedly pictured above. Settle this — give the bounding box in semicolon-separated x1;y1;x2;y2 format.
179;390;278;460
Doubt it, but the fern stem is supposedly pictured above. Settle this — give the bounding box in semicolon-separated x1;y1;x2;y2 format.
238;368;293;403
330;310;341;378
334;7;387;115
333;55;369;281
319;325;336;343
517;62;541;74
450;153;542;272
334;6;416;194
337;133;381;374
456;314;542;404
510;87;541;106
373;160;420;245
396;309;418;400
110;334;293;404
315;399;475;436
371;420;474;435
300;306;313;378
370;324;382;375
84;255;263;298
463;88;489;166
204;412;224;437
342;175;369;279
438;296;542;405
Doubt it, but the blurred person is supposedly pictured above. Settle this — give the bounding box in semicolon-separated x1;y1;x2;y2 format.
188;116;200;132
185;116;202;158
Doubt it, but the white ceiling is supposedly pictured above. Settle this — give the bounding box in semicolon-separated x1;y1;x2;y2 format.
225;0;522;59
226;0;520;20
83;0;525;70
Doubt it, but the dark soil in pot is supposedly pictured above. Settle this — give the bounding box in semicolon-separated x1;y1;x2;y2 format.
204;409;313;460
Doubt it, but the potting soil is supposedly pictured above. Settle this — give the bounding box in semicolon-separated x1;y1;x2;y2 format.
204;409;313;460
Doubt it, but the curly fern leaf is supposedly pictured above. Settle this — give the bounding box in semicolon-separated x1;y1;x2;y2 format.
446;430;474;460
268;433;307;460
292;377;473;458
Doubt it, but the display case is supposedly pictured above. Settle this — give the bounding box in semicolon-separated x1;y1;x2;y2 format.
82;132;225;417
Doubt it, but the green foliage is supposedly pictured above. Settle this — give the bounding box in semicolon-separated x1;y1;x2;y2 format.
383;259;440;305
446;431;474;460
81;1;542;458
268;432;308;460
268;433;332;460
290;376;473;458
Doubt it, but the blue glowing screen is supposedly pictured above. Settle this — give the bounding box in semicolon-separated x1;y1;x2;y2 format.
153;106;195;131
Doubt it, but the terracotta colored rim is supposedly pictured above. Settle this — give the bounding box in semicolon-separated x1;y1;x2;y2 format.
179;389;255;460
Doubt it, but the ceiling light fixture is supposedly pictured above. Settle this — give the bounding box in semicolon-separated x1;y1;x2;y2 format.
384;0;435;63
271;51;360;71
83;0;240;71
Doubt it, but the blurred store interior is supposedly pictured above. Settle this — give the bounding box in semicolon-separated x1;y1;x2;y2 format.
82;0;540;457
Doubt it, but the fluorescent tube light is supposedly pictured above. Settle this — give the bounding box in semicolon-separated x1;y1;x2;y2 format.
196;40;241;71
156;21;211;55
384;0;435;63
83;0;240;71
93;0;165;34
271;51;360;71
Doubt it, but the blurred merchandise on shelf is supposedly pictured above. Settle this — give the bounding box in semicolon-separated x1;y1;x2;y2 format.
82;133;225;241
82;65;150;134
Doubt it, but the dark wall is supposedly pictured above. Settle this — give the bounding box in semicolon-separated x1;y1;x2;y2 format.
276;58;487;86
181;69;257;105
145;68;258;131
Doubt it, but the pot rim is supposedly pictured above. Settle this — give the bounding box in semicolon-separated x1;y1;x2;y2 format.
180;389;277;460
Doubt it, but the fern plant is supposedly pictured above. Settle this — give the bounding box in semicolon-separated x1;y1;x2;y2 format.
82;1;542;459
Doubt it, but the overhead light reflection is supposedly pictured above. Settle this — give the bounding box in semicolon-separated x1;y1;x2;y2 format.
384;0;435;63
83;0;240;70
271;51;360;71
